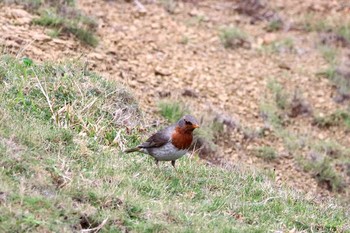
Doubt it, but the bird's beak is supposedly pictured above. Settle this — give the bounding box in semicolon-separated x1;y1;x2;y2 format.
193;124;200;128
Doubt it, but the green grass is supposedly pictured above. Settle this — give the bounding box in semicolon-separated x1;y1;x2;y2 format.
1;55;350;232
266;19;283;32
262;38;295;54
255;146;277;161
301;15;350;45
300;14;332;32
9;0;98;47
300;155;344;192
219;26;248;49
319;45;339;65
158;101;188;123
267;79;289;110
313;110;350;130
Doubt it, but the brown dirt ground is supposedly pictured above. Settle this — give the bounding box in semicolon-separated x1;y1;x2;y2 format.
1;0;350;201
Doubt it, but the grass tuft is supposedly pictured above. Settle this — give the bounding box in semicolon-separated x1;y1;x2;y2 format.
219;26;249;49
301;154;344;192
9;0;98;47
158;100;188;123
262;38;295;54
266;19;283;32
33;7;98;47
255;146;278;161
313;110;350;130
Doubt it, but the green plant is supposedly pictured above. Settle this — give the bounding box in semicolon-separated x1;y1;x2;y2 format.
319;45;339;65
47;28;61;38
180;36;189;45
338;23;350;44
263;38;295;54
255;146;277;161
7;0;99;46
33;7;98;47
300;14;332;32
266;19;283;32
186;15;206;27
313;140;346;159
219;26;248;49
313;110;350;130
158;101;188;123
267;79;289;110
302;156;343;192
259;102;283;128
317;66;337;79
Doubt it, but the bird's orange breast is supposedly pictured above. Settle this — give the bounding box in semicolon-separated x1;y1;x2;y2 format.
171;127;193;150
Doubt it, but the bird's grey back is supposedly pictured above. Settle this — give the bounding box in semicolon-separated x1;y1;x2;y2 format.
139;124;176;149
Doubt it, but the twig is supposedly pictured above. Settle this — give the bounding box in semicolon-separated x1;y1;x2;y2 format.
81;217;109;233
32;68;57;123
16;39;36;59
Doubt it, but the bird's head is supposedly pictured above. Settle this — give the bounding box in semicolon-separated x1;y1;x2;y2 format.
176;115;200;133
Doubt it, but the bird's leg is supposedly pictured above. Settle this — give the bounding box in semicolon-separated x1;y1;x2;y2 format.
171;160;176;168
155;159;159;167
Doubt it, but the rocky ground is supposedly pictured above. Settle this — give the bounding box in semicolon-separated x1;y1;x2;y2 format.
1;0;350;201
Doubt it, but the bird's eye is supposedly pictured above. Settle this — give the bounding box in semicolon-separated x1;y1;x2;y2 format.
185;120;192;125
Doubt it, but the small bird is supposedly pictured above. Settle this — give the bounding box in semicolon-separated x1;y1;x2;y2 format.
124;115;199;168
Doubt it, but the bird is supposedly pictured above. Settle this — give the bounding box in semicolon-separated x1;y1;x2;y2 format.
124;115;199;168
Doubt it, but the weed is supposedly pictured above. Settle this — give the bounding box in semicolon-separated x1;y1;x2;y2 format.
158;101;188;123
219;26;249;49
10;0;98;46
266;80;311;118
302;155;343;192
266;19;283;32
313;110;350;130
180;36;189;45
47;28;61;38
300;14;331;32
319;45;339;65
288;90;312;118
279;130;303;154
338;23;350;44
267;79;288;110
186;15;206;27
259;102;283;128
313;140;346;159
317;66;337;79
255;146;277;161
263;38;295;54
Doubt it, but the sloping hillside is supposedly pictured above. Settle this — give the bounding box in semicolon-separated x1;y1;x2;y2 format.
1;0;350;231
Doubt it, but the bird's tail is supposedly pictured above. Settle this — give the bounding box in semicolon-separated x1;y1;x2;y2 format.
124;147;140;153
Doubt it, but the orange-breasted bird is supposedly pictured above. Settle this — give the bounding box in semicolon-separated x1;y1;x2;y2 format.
124;115;199;168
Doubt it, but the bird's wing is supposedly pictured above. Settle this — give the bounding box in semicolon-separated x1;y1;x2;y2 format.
138;125;174;148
